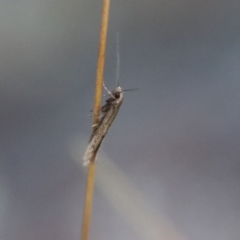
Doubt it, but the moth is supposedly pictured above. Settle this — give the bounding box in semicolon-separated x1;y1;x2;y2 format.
83;84;124;166
83;34;136;166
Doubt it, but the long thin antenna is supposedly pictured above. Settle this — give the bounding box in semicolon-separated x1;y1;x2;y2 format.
122;88;138;92
116;32;120;87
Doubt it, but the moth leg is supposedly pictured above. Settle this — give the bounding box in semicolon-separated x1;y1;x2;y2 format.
88;109;103;118
88;113;101;118
92;119;101;127
103;82;114;98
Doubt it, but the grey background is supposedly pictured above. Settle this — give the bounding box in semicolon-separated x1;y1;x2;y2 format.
1;0;240;240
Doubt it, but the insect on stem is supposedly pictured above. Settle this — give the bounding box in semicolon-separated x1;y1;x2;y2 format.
83;85;124;166
83;33;136;166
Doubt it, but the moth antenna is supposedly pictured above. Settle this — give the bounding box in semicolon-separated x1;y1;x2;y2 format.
103;82;114;98
122;88;138;92
116;32;120;87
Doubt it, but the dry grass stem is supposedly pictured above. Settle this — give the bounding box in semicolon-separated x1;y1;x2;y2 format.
80;0;111;240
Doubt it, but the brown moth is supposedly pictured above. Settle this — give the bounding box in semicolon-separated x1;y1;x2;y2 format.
83;85;124;166
83;33;136;165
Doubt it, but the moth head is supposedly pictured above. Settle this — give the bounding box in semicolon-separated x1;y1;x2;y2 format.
112;86;123;99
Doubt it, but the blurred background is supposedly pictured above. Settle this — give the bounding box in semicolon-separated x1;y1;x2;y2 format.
1;0;240;240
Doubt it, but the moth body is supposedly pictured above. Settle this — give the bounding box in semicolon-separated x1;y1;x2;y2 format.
83;86;123;166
